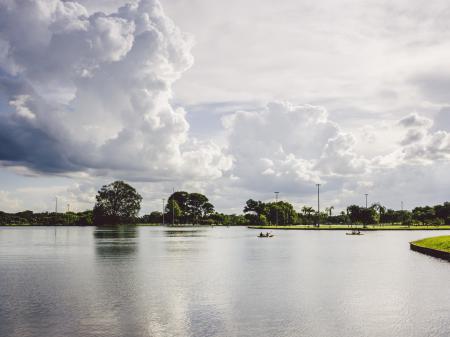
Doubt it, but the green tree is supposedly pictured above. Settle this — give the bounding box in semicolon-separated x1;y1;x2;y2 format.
434;202;450;224
244;199;266;216
202;202;215;217
412;206;435;225
325;206;334;216
347;205;377;227
301;206;314;216
93;181;142;225
167;191;189;221
187;193;209;223
370;203;386;224
265;201;298;225
142;211;162;224
258;214;269;226
165;199;182;225
300;206;315;225
166;191;213;224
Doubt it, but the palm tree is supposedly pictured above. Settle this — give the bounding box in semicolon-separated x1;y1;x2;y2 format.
302;206;314;216
325;206;334;216
370;203;386;225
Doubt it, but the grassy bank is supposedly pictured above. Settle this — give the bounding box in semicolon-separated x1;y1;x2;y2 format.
411;236;450;253
136;223;162;226
248;225;450;231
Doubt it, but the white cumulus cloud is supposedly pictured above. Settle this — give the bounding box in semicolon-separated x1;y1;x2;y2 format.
222;101;366;194
0;0;231;181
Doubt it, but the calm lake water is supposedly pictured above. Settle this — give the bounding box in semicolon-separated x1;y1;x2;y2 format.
0;226;449;337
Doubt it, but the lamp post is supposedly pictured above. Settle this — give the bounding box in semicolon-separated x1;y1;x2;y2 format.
316;184;320;227
162;198;165;226
364;193;369;228
274;192;279;226
172;188;175;226
401;200;405;226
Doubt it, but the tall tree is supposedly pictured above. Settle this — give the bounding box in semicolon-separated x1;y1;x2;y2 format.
202;202;215;217
168;191;189;212
412;206;435;225
187;193;210;224
370;203;385;224
244;199;266;216
301;206;315;216
93;181;142;225
347;205;377;226
325;206;334;216
165;199;182;225
166;191;213;224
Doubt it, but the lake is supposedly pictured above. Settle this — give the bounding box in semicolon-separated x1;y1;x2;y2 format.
0;226;449;337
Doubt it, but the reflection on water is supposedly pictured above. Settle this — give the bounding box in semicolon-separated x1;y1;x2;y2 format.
94;226;138;258
94;226;138;239
0;226;450;337
164;228;207;237
163;227;209;255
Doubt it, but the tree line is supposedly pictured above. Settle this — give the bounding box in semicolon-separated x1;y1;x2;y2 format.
0;180;449;226
242;199;450;227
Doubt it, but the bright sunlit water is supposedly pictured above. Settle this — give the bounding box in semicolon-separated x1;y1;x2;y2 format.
1;226;449;337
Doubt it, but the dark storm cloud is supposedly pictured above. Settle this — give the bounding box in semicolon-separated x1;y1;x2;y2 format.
0;0;230;180
0;74;77;172
0;117;80;173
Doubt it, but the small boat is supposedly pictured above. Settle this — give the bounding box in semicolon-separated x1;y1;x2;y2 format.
258;232;274;238
346;230;363;235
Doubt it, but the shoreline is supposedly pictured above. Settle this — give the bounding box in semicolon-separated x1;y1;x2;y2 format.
248;225;450;231
2;224;450;231
410;244;450;261
410;236;450;261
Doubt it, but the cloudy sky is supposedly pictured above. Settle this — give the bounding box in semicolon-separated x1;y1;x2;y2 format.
0;0;449;214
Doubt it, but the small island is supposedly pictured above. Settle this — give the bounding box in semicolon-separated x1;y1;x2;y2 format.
410;236;450;261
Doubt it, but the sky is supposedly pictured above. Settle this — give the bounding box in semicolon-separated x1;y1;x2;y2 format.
0;0;449;215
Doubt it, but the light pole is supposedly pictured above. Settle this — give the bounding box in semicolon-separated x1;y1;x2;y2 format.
316;184;320;227
274;192;279;226
364;193;369;228
401;200;405;226
172;188;175;226
162;198;165;226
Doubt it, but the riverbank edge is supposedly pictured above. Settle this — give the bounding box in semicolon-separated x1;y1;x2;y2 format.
0;223;241;227
410;242;450;261
248;226;450;231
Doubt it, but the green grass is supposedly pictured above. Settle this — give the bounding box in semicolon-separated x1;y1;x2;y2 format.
248;224;450;231
135;223;162;226
0;223;31;226
411;236;450;253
